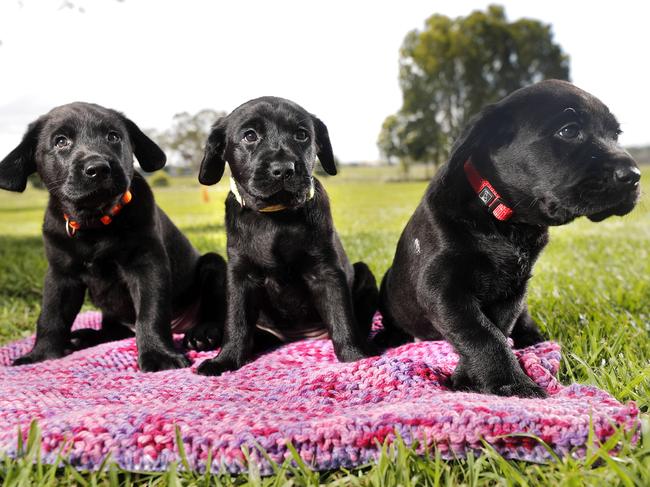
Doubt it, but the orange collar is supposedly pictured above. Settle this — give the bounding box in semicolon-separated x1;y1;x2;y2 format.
63;190;133;237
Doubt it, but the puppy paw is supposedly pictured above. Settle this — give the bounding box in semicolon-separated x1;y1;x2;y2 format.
362;341;380;358
449;363;547;398
196;357;240;376
12;356;38;366
138;349;190;372
511;329;547;348
335;345;369;363
183;322;222;351
12;349;64;366
68;326;134;351
493;379;548;398
68;329;104;350
448;366;474;391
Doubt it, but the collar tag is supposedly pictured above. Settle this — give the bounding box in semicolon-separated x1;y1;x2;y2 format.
64;217;78;237
463;160;513;221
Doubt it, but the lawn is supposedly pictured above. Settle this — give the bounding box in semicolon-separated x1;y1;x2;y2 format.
0;166;648;486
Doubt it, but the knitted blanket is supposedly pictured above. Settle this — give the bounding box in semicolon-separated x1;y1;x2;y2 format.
0;312;639;474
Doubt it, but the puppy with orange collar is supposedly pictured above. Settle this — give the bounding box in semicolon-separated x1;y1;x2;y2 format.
0;102;227;371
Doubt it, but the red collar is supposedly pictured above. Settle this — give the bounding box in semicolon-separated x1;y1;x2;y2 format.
463;160;513;221
63;190;133;237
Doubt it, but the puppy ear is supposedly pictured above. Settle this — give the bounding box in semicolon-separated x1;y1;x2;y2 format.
199;120;227;185
449;104;512;167
0;119;42;192
312;116;337;176
121;116;166;172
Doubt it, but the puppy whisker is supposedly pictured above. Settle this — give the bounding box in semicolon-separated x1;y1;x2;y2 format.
528;197;539;209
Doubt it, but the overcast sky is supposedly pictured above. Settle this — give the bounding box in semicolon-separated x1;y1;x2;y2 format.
0;0;648;163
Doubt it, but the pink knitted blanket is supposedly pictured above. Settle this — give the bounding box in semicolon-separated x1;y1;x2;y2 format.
0;312;639;474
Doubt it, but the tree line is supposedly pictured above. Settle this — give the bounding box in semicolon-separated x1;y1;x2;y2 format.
150;5;574;178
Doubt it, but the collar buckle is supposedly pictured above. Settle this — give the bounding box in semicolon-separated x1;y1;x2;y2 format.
463;160;513;222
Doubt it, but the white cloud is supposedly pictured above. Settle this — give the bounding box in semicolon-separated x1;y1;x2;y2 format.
0;0;648;162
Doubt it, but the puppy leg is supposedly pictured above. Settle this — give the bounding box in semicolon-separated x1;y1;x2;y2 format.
447;314;546;397
428;288;546;398
13;269;85;365
449;311;546;398
121;250;190;372
510;304;546;348
197;260;258;376
305;265;369;362
184;252;227;351
69;314;134;350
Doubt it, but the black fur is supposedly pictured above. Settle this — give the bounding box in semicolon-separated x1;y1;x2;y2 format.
379;80;641;397
0;102;227;372
196;96;378;376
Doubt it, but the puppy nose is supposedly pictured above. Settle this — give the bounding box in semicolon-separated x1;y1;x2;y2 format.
269;161;295;180
613;166;641;186
83;160;111;179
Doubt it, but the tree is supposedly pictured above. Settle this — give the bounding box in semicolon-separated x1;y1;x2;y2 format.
153;109;226;170
378;5;570;174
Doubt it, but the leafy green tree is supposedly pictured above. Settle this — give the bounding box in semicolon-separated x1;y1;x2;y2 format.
379;5;570;174
153;109;226;170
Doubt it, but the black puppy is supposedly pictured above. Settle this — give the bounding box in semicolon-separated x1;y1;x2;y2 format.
0;102;227;372
196;96;378;375
379;80;641;397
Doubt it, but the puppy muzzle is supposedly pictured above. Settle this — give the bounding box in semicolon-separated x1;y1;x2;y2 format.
586;187;641;222
540;166;641;224
60;166;130;218
583;162;641;221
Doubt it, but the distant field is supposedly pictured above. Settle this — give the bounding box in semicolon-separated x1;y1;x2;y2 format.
0;166;648;485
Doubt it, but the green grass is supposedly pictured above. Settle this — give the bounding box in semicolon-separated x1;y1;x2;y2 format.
1;166;649;486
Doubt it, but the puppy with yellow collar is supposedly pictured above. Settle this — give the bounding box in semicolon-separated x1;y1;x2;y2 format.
196;96;379;375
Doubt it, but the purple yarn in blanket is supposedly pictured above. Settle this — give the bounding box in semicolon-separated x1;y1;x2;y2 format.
0;311;639;474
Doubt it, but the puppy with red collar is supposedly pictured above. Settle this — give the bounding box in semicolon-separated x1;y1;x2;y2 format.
0;102;226;371
379;81;641;397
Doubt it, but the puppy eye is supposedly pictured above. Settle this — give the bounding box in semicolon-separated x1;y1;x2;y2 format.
54;135;71;149
557;124;580;139
294;129;309;142
614;128;623;140
243;130;258;143
107;131;121;143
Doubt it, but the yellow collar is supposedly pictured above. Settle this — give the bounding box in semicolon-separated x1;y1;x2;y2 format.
229;177;315;213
